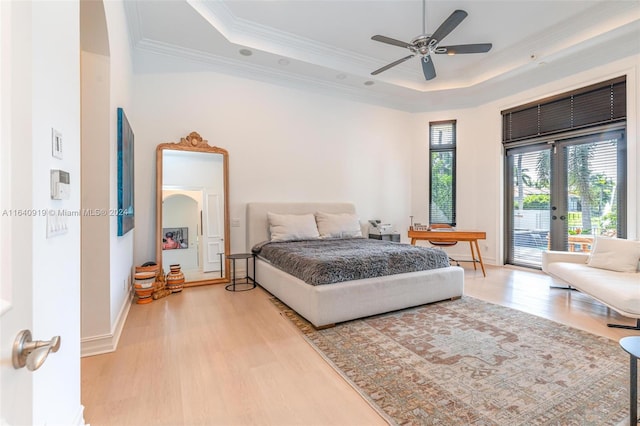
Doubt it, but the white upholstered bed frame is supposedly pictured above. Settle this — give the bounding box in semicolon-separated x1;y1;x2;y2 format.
246;202;464;328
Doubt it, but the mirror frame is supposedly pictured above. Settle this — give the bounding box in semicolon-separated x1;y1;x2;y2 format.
156;131;230;286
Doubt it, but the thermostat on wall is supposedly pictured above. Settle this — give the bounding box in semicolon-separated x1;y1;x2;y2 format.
50;169;70;200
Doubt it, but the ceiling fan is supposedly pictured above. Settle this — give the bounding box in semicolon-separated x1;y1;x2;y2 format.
370;2;492;80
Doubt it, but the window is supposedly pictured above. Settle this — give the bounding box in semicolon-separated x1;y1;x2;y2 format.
502;77;627;268
429;120;456;225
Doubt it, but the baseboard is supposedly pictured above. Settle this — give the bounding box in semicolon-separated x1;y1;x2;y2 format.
81;290;133;357
72;405;86;426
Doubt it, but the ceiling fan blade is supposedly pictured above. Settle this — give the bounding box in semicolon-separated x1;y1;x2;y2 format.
435;43;492;55
421;56;436;80
371;55;415;75
429;9;467;44
371;35;413;49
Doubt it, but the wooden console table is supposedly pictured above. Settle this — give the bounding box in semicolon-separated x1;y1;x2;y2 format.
546;234;594;253
408;228;487;277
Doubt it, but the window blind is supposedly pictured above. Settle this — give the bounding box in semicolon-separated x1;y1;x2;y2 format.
502;76;626;146
430;121;455;147
429;120;456;225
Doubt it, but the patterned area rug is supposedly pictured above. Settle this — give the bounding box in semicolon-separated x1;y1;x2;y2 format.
272;297;635;425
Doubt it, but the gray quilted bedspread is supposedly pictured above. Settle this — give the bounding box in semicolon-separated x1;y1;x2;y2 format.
252;238;450;285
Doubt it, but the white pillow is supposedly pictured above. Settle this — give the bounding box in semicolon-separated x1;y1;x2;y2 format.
267;212;319;242
587;236;640;273
315;211;362;238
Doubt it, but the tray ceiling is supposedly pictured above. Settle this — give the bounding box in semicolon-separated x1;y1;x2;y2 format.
125;1;640;111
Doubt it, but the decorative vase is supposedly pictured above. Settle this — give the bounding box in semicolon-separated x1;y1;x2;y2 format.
134;271;156;304
165;264;184;293
135;262;159;274
136;261;166;292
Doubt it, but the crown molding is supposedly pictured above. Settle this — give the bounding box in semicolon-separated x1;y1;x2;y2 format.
122;0;144;50
133;38;421;112
188;0;420;83
186;0;639;93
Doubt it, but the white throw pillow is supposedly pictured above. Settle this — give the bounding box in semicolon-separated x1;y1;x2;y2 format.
587;236;640;273
315;211;362;238
267;212;320;242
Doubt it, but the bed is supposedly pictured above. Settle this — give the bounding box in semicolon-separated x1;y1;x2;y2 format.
246;202;464;328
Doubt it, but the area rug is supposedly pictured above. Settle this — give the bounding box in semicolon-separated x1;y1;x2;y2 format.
271;296;636;425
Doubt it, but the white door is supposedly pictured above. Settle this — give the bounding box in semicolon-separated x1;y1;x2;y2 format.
202;191;224;273
1;2;82;424
0;202;32;424
0;3;33;423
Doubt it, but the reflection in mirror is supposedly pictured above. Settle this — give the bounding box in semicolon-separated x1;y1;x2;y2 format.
156;132;230;286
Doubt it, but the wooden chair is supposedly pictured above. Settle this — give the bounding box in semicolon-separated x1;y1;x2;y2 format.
428;224;460;266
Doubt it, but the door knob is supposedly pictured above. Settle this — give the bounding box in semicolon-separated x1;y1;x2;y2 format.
560;215;566;220
12;330;61;371
552;215;557;220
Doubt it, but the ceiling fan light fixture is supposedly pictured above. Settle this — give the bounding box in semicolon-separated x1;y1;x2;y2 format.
370;9;491;81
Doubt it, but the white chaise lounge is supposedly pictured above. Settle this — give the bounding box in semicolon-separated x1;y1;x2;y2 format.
542;237;640;330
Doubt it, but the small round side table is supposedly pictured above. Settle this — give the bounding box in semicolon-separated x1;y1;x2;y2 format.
620;336;640;425
225;253;257;292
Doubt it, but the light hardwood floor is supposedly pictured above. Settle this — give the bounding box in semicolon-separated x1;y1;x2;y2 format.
81;264;638;425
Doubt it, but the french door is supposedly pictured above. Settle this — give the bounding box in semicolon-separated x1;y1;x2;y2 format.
506;129;626;268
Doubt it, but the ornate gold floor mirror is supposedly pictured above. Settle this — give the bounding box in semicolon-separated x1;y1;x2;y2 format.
156;131;230;287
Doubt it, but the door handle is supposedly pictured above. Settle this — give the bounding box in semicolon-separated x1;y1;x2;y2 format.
12;330;61;371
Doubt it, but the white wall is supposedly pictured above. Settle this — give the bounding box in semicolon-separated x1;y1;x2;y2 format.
410;103;503;264
411;55;640;265
80;50;111;341
78;0;136;355
130;47;637;270
103;0;135;330
133;70;415;264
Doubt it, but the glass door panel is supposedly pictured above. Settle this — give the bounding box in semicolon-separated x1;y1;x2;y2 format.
555;136;620;253
507;148;551;267
506;130;625;268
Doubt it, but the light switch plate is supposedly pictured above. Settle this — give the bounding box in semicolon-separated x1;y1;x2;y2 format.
52;128;63;159
46;210;68;238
